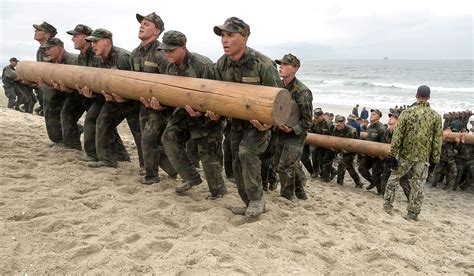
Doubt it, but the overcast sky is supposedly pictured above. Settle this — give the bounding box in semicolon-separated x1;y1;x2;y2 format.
0;0;472;65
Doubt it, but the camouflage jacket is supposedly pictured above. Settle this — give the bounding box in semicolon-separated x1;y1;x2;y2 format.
2;65;17;87
439;141;458;161
166;51;222;138
50;51;78;65
283;77;313;136
93;46;131;70
310;119;333;135
332;124;357;139
77;46;96;67
213;47;282;131
36;46;48;62
130;40;168;73
390;101;442;163
381;128;395;144
366;121;385;143
457;142;473;161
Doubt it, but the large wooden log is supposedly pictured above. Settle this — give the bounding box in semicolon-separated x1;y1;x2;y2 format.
306;132;474;159
16;61;293;126
360;131;474;145
306;133;390;159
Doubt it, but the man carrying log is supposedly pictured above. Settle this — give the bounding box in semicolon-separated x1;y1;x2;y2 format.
39;38;77;146
272;54;312;202
78;29;138;168
50;24;94;151
212;17;283;217
149;30;227;199
358;109;385;194
131;12;177;184
332;115;363;188
383;85;442;221
33;21;57;116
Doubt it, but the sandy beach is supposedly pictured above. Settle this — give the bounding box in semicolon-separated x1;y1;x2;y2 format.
0;90;473;274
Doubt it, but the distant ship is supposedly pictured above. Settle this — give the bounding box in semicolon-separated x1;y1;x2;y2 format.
384;57;388;60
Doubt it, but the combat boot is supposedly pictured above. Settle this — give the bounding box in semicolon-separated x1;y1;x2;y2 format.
245;197;265;218
141;175;160;185
404;212;418;221
175;178;202;193
383;203;392;214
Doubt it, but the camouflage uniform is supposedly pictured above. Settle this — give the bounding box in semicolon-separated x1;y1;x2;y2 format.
131;14;176;181
311;116;336;181
222;120;234;179
431;140;458;189
384;94;442;219
42;38;78;144
213;18;283;208
34;22;57;114
273;54;313;201
358;116;385;193
332;122;362;187
61;24;95;150
261;128;278;191
83;29;133;165
380;126;411;198
160;31;226;197
2;64;18;109
455;141;473;190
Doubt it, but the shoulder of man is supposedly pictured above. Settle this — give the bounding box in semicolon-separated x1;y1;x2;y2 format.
189;52;213;66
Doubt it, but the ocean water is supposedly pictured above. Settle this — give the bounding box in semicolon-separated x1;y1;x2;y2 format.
298;60;473;114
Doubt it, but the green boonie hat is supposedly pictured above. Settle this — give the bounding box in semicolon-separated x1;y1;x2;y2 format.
136;12;164;31
33;21;57;37
313;107;323;117
158;30;187;50
213;17;250;37
85;28;113;42
67;24;92;36
275;53;301;67
43;37;64;48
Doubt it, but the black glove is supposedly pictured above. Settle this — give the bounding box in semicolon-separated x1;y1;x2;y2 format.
388;156;398;170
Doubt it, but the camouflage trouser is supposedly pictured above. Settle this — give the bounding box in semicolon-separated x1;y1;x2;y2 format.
311;146;324;176
3;86;16;109
261;130;278;190
61;92;92;150
273;132;306;199
223;128;233;178
186;139;200;168
337;153;361;186
96;100;143;167
431;159;457;189
382;160;411;199
162;118;225;197
230;127;270;205
44;89;66;143
13;83;36;113
301;144;314;175
139;106;176;179
321;149;337;182
455;159;473;190
384;158;429;215
83;96;128;160
358;155;384;192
